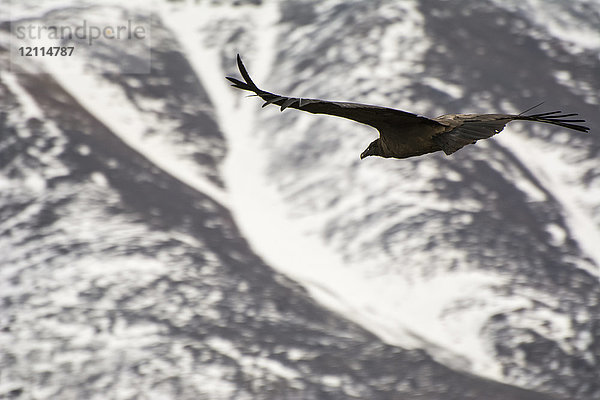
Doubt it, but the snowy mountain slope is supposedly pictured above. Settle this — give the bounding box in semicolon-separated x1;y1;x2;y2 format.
1;0;599;399
0;5;566;399
171;0;599;397
0;23;558;399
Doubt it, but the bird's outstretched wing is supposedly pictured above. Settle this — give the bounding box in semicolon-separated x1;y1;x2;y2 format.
433;111;590;155
226;54;441;132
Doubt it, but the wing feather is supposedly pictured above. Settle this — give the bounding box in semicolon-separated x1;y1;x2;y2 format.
226;54;442;131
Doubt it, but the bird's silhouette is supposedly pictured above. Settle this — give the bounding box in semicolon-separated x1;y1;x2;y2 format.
227;55;589;160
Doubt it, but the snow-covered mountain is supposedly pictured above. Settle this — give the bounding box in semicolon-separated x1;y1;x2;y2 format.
1;0;598;399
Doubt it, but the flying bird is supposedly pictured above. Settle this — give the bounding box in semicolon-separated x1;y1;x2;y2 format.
226;55;589;160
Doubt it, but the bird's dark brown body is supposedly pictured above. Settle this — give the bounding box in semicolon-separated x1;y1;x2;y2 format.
378;123;445;159
227;55;589;160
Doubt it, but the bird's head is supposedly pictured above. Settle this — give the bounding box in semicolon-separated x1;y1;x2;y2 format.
360;139;383;159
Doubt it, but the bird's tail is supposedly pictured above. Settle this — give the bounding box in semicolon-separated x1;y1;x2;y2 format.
515;107;589;133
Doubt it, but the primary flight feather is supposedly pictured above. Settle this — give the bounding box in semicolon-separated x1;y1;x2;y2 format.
226;54;589;160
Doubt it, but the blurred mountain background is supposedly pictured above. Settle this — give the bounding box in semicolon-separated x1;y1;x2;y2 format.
1;0;598;399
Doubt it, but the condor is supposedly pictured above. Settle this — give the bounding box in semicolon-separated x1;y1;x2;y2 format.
227;55;589;160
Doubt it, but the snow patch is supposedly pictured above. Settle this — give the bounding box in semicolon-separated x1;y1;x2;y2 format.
423;76;464;99
490;0;600;54
207;337;301;381
90;171;109;187
546;223;567;247
1;72;44;119
496;130;600;277
39;51;229;207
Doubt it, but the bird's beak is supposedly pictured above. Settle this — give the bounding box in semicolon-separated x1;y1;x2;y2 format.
360;150;367;160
